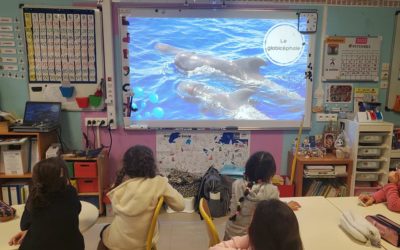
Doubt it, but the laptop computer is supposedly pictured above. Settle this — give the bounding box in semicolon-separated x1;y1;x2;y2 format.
11;101;61;132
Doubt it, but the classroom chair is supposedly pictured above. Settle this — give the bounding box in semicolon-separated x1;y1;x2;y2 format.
199;198;221;247
146;196;164;250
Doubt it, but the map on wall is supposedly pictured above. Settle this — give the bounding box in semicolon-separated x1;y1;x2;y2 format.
322;36;381;82
156;131;250;174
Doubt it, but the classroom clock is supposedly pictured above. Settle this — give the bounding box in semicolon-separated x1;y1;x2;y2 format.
298;12;318;33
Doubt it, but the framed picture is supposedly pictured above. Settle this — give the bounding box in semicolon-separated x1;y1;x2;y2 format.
326;84;353;103
324;132;336;152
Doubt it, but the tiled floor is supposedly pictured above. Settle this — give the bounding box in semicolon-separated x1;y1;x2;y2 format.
83;210;228;250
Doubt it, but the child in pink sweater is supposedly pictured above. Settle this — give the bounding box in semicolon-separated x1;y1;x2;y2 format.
359;170;400;212
210;199;303;250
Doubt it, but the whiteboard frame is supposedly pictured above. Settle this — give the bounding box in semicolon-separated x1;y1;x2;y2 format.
118;6;315;130
387;11;400;111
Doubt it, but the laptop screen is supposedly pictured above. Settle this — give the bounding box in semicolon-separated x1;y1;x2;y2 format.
23;102;61;125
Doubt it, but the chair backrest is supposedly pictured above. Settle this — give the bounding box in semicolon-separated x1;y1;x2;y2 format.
146;196;164;250
199;198;221;247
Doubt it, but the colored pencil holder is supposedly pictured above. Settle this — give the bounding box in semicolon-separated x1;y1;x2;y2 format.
76;97;89;108
59;86;75;98
89;95;102;107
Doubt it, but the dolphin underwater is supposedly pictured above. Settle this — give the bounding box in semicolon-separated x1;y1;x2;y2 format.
156;42;266;81
176;80;270;120
155;42;304;101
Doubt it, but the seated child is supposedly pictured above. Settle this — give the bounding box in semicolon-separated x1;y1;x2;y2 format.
211;199;303;250
224;151;300;240
9;158;84;250
359;170;400;212
97;145;185;250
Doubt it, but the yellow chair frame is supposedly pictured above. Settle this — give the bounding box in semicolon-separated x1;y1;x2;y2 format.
199;198;221;247
146;196;164;250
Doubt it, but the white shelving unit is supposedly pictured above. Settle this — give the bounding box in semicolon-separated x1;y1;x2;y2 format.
342;120;393;196
390;149;400;171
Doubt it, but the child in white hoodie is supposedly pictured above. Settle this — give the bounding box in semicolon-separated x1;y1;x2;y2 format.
97;145;184;250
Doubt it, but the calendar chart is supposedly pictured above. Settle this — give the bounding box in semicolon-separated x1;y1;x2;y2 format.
23;8;99;84
322;36;381;82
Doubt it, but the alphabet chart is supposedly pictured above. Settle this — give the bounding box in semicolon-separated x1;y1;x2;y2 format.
23;8;99;83
322;36;381;82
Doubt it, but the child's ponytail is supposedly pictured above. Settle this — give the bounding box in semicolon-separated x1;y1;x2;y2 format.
113;167;126;189
229;181;254;221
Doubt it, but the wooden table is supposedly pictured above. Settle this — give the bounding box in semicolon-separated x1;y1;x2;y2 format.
0;201;98;250
287;152;353;196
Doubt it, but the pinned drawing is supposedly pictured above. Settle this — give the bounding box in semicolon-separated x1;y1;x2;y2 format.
156;131;250;174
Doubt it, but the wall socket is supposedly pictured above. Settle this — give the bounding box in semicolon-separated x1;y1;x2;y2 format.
85;117;108;127
316;113;338;122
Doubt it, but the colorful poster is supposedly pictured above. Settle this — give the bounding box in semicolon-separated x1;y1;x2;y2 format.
156;131;250;174
322;36;381;82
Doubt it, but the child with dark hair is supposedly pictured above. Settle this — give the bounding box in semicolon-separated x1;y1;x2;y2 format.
97;145;185;250
224;151;300;240
8;157;84;250
211;199;303;250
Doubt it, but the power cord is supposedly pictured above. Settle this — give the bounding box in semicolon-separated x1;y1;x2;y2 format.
106;119;114;155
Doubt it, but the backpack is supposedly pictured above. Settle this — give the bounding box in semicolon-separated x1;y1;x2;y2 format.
0;200;16;222
195;166;231;218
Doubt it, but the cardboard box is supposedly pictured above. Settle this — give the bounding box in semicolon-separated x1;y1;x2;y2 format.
0;138;29;175
0;121;9;133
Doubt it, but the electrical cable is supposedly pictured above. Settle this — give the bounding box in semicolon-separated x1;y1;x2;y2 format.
107;119;113;155
86;121;91;149
96;126;101;148
91;124;96;150
56;126;70;153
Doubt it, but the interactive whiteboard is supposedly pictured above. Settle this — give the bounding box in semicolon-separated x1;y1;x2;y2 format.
119;8;315;129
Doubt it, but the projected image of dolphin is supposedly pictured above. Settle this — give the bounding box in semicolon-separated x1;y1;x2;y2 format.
176;80;270;120
155;42;304;102
156;42;265;81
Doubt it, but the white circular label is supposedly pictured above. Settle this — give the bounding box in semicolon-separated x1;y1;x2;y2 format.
263;24;305;66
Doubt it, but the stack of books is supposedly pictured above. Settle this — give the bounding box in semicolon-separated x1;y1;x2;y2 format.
304;165;335;178
1;181;30;205
304;180;347;197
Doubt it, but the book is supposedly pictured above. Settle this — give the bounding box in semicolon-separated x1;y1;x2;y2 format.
305;165;334;170
1;186;10;205
9;186;18;205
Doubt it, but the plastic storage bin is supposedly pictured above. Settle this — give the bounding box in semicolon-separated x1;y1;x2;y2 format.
66;161;74;177
359;133;384;144
74;162;97;178
354;185;381;195
357;161;380;170
79;196;99;209
77;178;98;193
358;148;382;157
356;173;380;181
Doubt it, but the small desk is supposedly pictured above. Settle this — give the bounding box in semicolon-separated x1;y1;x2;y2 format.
0;201;98;250
281;196;397;250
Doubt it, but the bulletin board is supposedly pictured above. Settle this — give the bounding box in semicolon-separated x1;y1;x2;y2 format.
387;11;400;112
22;6;104;111
322;36;381;82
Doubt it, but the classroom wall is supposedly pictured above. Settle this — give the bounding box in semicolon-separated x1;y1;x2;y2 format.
1;0;399;185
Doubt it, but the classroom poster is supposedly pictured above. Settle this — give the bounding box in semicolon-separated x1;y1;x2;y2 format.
156;131;250;174
353;87;379;113
322;36;381;82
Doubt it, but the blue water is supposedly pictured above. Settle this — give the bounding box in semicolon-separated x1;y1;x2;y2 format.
126;17;309;121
